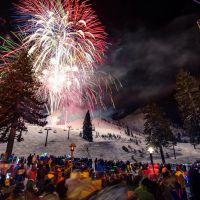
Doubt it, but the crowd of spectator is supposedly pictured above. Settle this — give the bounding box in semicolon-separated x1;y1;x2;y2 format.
0;153;199;200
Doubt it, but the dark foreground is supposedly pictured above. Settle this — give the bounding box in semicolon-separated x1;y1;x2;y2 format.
0;154;199;200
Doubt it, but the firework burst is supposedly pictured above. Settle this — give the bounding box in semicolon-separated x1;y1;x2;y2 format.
16;0;106;72
11;0;119;119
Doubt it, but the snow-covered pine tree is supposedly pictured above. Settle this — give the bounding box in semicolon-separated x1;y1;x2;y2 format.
143;102;174;164
0;50;48;158
175;69;200;148
82;110;93;142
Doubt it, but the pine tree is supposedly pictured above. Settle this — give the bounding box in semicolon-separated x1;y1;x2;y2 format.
82;110;93;142
175;69;200;148
0;51;47;158
143;102;174;164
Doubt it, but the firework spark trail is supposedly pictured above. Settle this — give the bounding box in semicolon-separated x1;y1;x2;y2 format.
0;34;117;116
9;0;120;119
0;35;21;62
16;0;106;72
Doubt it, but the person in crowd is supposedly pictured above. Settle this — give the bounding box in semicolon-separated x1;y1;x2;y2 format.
8;182;25;200
157;167;181;200
27;154;32;167
15;164;26;184
133;178;155;200
175;165;187;200
32;154;37;165
56;175;67;200
188;163;200;200
39;183;59;200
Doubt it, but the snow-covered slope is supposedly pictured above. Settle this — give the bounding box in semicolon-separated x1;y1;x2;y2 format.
120;110;145;132
0;118;199;164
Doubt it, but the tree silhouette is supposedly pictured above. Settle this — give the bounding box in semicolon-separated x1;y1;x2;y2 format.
175;69;200;148
144;102;174;164
0;51;47;158
83;110;93;142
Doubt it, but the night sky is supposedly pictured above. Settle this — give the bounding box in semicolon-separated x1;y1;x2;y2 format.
0;0;200;121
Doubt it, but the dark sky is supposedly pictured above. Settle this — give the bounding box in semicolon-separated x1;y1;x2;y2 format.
0;0;200;120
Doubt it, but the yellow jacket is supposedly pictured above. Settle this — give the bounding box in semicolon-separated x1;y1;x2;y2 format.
175;171;186;189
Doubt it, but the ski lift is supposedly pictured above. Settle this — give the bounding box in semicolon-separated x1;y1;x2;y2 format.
53;130;57;133
38;130;43;134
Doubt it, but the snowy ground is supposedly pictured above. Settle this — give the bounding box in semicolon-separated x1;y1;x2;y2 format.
0;118;199;164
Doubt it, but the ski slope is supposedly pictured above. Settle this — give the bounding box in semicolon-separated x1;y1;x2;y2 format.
0;118;199;164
